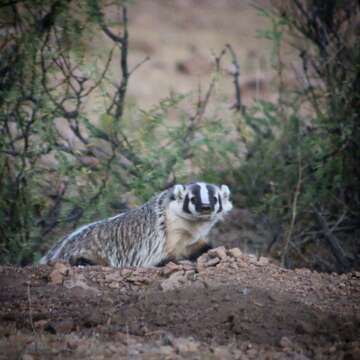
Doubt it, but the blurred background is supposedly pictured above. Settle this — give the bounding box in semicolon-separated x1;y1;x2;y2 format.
124;0;276;107
1;0;359;272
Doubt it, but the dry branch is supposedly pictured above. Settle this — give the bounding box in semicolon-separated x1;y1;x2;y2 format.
314;208;352;272
226;44;245;115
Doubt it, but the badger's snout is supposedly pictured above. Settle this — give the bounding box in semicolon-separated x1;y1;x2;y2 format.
200;204;212;213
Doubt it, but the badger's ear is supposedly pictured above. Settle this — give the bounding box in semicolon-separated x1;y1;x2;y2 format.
173;184;186;200
220;185;231;200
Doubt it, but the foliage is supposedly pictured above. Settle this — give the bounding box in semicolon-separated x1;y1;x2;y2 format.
232;1;360;272
1;0;359;272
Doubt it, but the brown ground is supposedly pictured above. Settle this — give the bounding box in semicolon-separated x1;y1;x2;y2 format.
1;248;359;360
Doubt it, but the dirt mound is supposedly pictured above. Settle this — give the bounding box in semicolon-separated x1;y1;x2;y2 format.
1;248;359;359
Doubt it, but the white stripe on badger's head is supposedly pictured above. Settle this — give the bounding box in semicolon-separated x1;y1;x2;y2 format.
169;182;233;221
198;182;210;205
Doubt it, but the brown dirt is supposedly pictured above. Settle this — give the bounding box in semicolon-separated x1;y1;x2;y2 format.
1;248;359;360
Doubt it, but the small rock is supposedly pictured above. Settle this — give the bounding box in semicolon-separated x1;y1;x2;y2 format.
256;257;270;266
100;266;112;272
161;262;182;277
228;248;243;258
63;273;101;295
108;282;120;289
160;271;186;291
279;336;292;349
49;269;64;285
208;246;227;260
173;337;199;353
205;257;220;267
178;260;196;271
66;336;79;350
196;253;210;271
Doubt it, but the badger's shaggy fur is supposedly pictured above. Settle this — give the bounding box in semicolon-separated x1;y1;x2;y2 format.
39;182;233;267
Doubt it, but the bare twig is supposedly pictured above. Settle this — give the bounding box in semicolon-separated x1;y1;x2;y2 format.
129;56;150;76
191;46;227;124
314;207;351;272
226;44;245;115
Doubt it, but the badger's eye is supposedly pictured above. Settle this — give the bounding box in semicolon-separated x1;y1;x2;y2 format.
190;197;196;204
213;196;218;203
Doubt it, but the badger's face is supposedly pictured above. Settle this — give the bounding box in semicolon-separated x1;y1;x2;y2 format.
170;182;233;221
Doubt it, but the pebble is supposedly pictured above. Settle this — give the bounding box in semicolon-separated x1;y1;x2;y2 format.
208;246;227;260
161;262;182;277
228;247;243;258
108;282;120;289
279;336;292;349
173;337;199;353
205;257;220;267
160;271;186;291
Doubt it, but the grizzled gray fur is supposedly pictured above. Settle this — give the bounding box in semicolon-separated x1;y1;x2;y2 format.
39;182;233;268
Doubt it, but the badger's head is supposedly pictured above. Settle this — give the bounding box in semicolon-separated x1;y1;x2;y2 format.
169;182;233;221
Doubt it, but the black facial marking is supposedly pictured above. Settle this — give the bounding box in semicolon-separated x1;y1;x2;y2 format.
183;194;191;214
191;184;203;212
186;183;221;214
217;194;223;213
206;185;216;209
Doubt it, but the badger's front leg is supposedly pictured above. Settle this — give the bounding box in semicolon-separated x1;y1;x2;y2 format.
183;239;213;261
158;238;213;266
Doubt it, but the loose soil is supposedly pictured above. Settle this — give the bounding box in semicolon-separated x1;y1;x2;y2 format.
1;248;359;359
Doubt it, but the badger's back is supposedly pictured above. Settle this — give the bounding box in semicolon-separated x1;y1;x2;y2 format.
39;191;169;267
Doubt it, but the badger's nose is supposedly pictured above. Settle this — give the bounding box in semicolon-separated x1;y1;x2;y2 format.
201;204;212;213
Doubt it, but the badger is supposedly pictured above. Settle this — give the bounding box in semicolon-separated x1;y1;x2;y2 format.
39;182;233;267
